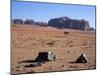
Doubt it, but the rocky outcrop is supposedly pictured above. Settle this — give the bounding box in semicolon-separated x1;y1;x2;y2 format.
75;53;88;63
35;51;56;62
48;17;90;30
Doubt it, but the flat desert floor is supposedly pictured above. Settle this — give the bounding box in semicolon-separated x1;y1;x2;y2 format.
11;24;96;74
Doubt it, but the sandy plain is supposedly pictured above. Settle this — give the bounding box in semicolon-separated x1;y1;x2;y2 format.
11;24;96;74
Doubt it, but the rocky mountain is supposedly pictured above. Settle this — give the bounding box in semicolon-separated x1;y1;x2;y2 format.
48;17;90;30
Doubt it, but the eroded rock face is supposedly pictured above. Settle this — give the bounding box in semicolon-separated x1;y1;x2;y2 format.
48;17;90;30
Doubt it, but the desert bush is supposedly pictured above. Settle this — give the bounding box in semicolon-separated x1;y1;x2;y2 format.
64;31;69;35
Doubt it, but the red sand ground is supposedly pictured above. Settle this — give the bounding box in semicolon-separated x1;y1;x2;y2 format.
11;24;96;74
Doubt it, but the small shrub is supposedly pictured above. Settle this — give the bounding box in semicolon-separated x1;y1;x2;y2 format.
64;31;69;35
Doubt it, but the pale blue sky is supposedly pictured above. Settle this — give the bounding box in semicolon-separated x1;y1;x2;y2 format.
12;0;96;28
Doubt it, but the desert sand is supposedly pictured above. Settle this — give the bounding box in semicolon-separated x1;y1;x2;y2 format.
11;24;96;74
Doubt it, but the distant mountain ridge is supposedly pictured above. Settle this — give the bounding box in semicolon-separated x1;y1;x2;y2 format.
12;16;94;31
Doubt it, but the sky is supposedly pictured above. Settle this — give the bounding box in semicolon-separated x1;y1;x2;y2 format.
12;0;96;28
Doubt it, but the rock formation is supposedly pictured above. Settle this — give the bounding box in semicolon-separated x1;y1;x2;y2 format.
48;16;90;30
75;53;88;63
12;19;23;24
34;51;56;62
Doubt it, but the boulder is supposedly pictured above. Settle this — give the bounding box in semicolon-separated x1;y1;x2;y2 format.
75;53;88;63
35;51;56;62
